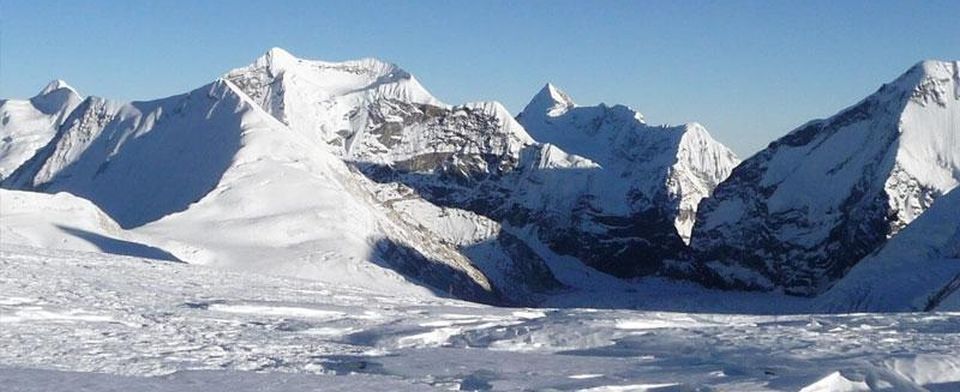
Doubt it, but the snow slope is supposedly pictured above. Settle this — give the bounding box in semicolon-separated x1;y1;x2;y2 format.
691;60;960;295
0;189;177;261
0;80;81;179
1;78;498;303
3;245;960;391
819;187;960;312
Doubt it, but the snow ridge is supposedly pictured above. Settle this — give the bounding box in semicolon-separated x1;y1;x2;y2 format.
1;76;500;304
0;81;82;179
690;59;960;295
517;83;740;243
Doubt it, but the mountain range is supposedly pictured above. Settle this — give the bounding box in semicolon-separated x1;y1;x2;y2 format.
1;48;957;310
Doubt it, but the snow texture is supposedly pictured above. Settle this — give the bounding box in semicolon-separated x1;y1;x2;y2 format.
2;245;960;391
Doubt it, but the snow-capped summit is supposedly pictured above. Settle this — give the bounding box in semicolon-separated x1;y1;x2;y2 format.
225;48;442;151
517;84;739;243
690;59;960;295
38;79;78;96
31;79;82;114
513;84;739;276
257;47;299;70
523;83;577;117
0;81;83;179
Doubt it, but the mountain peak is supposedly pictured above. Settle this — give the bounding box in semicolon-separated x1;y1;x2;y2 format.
252;47;300;74
883;59;960;98
540;83;575;107
29;80;82;115
521;83;576;118
37;79;78;97
912;59;959;78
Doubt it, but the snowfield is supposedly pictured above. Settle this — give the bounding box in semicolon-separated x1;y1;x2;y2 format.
2;245;960;391
1;49;959;391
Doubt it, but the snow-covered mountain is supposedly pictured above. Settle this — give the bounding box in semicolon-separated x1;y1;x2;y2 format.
516;83;740;274
219;49;735;287
819;187;960;312
224;47;442;152
1;78;499;304
0;48;745;300
0;80;82;179
222;49;569;300
10;47;955;310
690;60;960;296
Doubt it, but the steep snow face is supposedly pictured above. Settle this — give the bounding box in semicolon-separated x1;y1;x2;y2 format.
819;188;960;312
1;78;498;304
4;81;250;228
516;84;740;243
0;81;82;179
691;60;960;295
224;47;442;151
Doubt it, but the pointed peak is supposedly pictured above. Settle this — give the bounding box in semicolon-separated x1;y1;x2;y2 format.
30;80;82;115
521;82;576;118
538;83;575;108
884;59;960;93
38;79;78;97
910;59;959;78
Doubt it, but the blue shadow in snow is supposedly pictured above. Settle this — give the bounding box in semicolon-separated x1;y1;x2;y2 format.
56;225;182;262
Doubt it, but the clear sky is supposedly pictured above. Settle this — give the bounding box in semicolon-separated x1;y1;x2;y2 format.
2;0;958;156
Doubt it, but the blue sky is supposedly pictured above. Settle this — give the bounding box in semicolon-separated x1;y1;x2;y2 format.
2;0;958;156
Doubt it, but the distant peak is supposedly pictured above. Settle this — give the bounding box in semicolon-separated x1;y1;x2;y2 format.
911;59;959;77
30;79;82;115
521;83;576;118
539;83;575;108
38;79;78;97
265;47;296;61
253;47;301;73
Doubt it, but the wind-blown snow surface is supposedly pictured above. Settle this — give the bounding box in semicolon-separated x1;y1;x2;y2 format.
691;60;960;296
3;245;960;391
